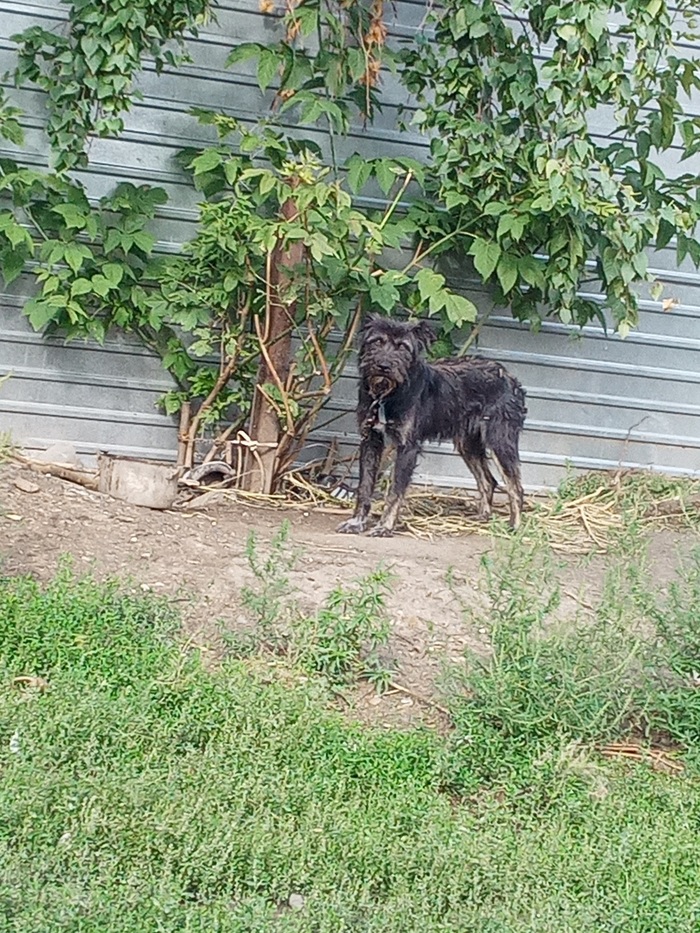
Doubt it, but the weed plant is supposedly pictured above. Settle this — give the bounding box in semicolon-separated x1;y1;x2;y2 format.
237;523;395;688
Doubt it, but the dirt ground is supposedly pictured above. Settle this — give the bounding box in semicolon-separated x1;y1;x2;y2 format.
1;460;694;728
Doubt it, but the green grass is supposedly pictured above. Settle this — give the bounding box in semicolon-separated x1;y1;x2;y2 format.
3;550;700;931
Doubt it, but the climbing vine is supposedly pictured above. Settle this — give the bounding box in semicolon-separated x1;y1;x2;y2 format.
229;0;389;137
12;0;213;171
400;0;700;333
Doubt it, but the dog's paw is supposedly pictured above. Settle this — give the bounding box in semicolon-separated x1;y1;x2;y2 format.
336;517;366;535
368;524;394;538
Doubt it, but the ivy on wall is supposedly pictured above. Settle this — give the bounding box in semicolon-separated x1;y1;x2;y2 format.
400;0;700;334
12;0;213;172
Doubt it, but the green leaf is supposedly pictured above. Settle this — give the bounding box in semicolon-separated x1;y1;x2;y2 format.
496;214;514;239
346;155;373;195
51;204;87;230
557;24;578;42
91;274;111;297
655;219;675;251
103;228;122;254
496;254;518;294
257;48;279;93
369;279;400;312
190;149;223;175
415;267;446;303
469;20;490;38
631;252;648;278
258;172;277;196
132;231;156;254
64;243;91;274
443;292;478;326
24;297;57;330
428;291;446;315
70;277;92;297
518;256;545;289
483;202;508;216
374;160;398;196
102;262;124;287
309;232;334;262
3;221;32;250
1;249;25;284
470;238;501;280
226;43;262;68
586;8;608;41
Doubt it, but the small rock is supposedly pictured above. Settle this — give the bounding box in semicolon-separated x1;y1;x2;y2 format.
5;513;23;522
12;675;49;692
34;442;84;469
288;894;305;911
13;476;40;494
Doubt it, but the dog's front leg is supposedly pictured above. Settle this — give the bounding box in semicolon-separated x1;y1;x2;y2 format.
369;442;420;537
337;430;385;534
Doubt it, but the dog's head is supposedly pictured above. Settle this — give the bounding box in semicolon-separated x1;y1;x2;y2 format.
358;316;436;398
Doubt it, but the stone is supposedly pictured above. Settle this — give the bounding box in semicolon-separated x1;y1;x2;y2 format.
34;442;84;468
13;476;40;494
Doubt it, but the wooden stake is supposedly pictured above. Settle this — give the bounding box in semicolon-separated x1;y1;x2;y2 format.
177;401;191;467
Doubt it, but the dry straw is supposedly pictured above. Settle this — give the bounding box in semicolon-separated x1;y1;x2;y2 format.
212;469;700;555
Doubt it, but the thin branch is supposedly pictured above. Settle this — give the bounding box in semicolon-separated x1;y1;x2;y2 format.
400;226;475;275
254;313;296;434
378;169;413;230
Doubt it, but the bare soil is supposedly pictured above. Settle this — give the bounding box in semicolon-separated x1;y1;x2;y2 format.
1;460;693;728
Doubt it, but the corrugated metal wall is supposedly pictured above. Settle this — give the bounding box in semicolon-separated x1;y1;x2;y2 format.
1;0;699;486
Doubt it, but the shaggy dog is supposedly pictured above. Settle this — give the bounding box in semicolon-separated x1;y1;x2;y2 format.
337;316;527;536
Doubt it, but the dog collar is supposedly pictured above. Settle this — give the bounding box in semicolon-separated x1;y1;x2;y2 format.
363;397;389;433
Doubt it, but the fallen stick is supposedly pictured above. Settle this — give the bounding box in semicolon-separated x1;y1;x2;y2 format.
643;496;700;518
389;681;450;716
11;454;98;490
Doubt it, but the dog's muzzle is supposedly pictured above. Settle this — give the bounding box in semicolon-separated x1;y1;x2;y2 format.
367;375;397;398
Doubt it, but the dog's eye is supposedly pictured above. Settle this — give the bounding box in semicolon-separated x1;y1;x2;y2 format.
400;341;413;352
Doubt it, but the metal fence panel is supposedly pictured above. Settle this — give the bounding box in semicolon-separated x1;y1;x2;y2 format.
1;1;699;485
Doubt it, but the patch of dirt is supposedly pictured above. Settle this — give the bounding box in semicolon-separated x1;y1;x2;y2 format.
0;462;694;729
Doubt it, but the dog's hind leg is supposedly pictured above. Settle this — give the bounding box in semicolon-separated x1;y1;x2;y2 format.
457;436;498;521
488;428;524;530
369;442;420;537
337;430;385;534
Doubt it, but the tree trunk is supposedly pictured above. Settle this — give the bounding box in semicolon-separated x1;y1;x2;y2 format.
243;194;303;493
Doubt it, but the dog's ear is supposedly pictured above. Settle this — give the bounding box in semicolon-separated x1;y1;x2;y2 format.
360;314;383;338
411;319;436;352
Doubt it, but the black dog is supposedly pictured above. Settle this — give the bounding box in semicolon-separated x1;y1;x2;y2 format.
337;316;527;536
